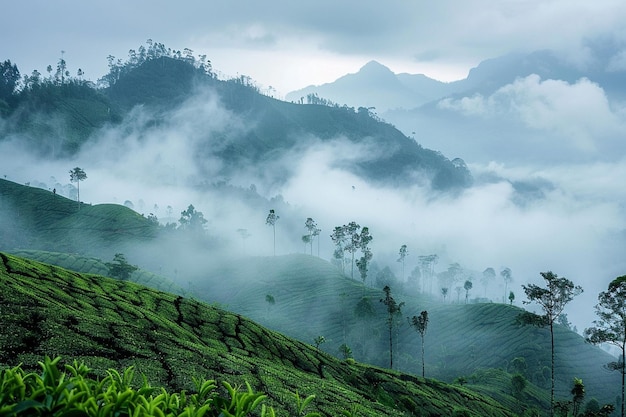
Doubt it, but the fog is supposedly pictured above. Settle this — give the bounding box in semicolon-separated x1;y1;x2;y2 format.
1;84;625;335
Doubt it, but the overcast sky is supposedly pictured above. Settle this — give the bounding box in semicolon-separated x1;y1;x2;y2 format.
2;0;626;96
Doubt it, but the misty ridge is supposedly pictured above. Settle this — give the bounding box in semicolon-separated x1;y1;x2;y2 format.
1;41;625;337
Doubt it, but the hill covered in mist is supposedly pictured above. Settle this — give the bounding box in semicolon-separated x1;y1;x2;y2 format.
0;45;471;191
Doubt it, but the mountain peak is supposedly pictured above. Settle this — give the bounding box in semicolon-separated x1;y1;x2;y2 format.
359;60;394;76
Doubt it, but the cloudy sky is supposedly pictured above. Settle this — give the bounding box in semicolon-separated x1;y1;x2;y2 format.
2;0;626;96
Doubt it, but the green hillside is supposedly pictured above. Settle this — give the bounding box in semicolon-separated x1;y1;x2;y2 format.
0;252;520;417
0;178;158;254
191;254;621;408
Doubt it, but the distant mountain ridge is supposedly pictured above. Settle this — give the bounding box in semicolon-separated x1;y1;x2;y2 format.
287;49;626;113
287;48;626;165
287;60;458;112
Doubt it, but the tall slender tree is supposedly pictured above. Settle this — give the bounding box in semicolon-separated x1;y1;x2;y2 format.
464;280;473;304
520;271;583;417
501;267;513;303
304;218;317;255
481;267;496;297
330;225;348;272
265;209;279;256
584;275;626;417
345;221;361;279
397;245;408;280
409;311;429;378
69;167;87;210
380;285;404;369
356;226;373;286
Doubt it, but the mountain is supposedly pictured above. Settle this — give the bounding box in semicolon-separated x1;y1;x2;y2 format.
0;251;523;416
285;49;626;165
286;60;458;112
0;55;471;191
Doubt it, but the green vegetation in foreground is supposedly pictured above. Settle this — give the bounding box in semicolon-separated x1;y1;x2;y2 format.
0;252;517;417
0;356;280;417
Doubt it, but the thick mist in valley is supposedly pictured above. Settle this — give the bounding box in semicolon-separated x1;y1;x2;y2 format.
1;83;625;336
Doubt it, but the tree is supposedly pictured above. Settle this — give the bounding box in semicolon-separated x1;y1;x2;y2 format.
314;336;326;349
178;204;207;235
304;218;317;255
464;280;473;304
301;234;311;253
571;377;585;417
265;209;279;256
69;167;87;210
265;294;275;318
345;221;361;279
397;245;408;280
520;271;583;417
584;275;626;417
330;225;347;272
501;267;513;303
511;373;527;400
0;60;20;103
105;253;138;281
441;287;449;303
339;343;352;360
481;267;496;297
408;310;429;378
356;226;373;285
419;254;438;294
380;285;404;369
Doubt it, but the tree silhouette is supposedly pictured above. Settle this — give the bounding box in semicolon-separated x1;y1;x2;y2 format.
408;311;429;378
356;226;373;285
178;204;207;235
584;275;626;417
380;285;404;369
520;271;583;417
441;287;449;303
105;253;138;281
397;245;408;280
265;209;279;256
501;267;513;303
304;218;317;255
69;167;87;210
464;280;473;303
481;267;496;297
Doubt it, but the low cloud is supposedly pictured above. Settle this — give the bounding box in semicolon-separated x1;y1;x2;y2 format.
438;74;624;154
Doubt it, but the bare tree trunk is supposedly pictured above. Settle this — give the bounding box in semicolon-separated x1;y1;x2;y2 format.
421;336;425;378
550;322;555;417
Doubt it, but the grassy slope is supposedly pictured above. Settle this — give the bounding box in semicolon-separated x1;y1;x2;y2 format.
0;252;517;417
193;254;621;408
0;178;158;253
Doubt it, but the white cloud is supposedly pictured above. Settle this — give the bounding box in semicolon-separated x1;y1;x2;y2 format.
438;74;624;153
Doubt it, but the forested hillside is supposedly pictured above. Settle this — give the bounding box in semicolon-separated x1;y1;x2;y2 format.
0;42;471;190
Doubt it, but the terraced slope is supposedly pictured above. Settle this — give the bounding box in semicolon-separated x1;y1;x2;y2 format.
0;252;519;417
9;249;184;295
193;254;621;407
